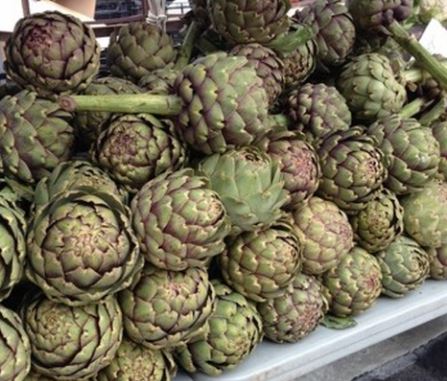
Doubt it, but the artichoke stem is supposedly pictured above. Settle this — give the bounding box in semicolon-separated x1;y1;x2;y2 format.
401;68;424;84
175;21;201;70
419;97;447;126
59;94;183;115
400;97;428;119
388;21;447;90
266;25;314;55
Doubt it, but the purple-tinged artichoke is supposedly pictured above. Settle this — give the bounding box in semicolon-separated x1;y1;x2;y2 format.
282;37;317;87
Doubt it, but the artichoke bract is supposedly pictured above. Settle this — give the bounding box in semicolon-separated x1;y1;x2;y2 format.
351;189;404;253
295;0;356;68
131;168;230;271
91;114;187;193
209;0;290;45
4;11;100;99
74;77;142;148
197;146;287;234
220;220;303;302
262;131;321;211
96;338;177;381
367;114;440;195
318;126;387;214
323;247;383;317
108;22;177;83
337;53;406;123
432;121;447;180
119;265;215;350
292;197;354;275
287;83;352;145
231;43;284;106
377;236;430;298
0;197;26;302
0;91;74;184
138;69;179;95
175;281;263;376
21;293;122;380
258;273;326;343
401;180;447;249
282;37;317;87
428;245;447;280
0;305;31;381
26;188;143;306
175;53;270;154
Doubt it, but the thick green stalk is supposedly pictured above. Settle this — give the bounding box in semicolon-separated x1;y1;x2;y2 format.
419;97;447;126
400;98;428;119
59;94;182;115
175;21;201;70
266;24;314;55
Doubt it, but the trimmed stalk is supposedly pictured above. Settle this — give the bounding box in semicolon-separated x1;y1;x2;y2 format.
400;98;429;119
175;21;201;70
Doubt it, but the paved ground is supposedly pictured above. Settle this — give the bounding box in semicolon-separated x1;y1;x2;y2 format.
298;315;447;381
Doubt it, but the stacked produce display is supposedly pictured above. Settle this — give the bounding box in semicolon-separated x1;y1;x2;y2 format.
1;0;447;380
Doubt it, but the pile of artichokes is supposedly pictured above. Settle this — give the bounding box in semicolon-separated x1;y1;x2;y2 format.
1;1;447;380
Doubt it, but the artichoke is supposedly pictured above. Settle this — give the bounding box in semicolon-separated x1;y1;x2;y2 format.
418;0;447;23
138;69;179;95
318;126;387;213
220;220;303;302
432;121;447;180
291;197;354;275
337;53;407;123
428;245;447;280
0;305;31;381
287;83;352;145
323;247;382;317
108;22;177;83
351;188;404;253
368;114;441;195
377;236;430;298
231;43;284;106
258;273;326;343
295;0;356;68
0;90;74;184
21;293;122;380
174;281;263;376
261;130;321;211
96;338;177;381
401;180;447;249
26;188;143;306
73;77;142;148
4;11;100;99
91;114;187;192
209;0;290;45
282;37;317;87
197;146;287;234
131;168;230;271
0;197;26;302
119;265;215;350
175;52;270;154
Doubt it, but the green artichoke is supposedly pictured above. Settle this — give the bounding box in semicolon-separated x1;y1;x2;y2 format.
0;91;74;184
295;0;356;68
368;115;441;195
197;146;287;234
209;0;290;45
73;77;142;148
262;131;321;211
292;197;354;275
108;22;177;83
337;53;407;123
377;236;430;298
401;180;447;249
21;293;122;380
4;11;100;99
432;121;447;180
131;168;230;271
231;43;284;106
287;83;352;145
323;247;382;317
91;113;187;192
220;220;303;302
175;52;270;154
174;281;263;376
318;126;387;213
418;0;447;23
281;37;317;87
138;69;179;95
351;188;404;253
428;245;447;280
258;273;326;343
96;338;177;381
26;188;143;306
0;197;26;302
119;265;215;350
0;305;31;381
